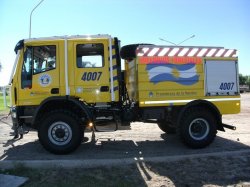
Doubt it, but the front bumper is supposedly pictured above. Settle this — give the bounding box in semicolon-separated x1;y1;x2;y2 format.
10;107;19;127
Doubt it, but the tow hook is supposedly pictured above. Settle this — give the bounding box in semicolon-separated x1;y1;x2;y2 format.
13;124;24;139
0;112;22;139
13;122;30;139
222;123;236;130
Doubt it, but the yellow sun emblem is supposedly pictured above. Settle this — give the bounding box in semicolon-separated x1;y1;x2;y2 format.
172;68;180;78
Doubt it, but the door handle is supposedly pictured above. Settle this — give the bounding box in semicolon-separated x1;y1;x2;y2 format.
30;91;49;96
100;86;109;92
51;88;59;94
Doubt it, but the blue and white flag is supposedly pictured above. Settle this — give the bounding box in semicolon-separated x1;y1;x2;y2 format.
146;63;199;85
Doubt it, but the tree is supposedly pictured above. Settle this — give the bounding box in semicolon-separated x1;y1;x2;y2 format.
239;74;247;85
246;76;250;88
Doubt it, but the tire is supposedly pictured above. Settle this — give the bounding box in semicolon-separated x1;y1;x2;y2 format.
38;110;83;154
157;122;176;134
120;44;153;60
178;107;217;148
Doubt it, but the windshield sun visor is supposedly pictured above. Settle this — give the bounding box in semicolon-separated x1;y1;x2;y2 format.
14;39;24;54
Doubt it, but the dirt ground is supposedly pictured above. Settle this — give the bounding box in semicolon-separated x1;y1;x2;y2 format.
0;93;250;186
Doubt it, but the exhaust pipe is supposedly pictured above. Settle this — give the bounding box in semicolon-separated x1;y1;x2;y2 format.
222;123;236;130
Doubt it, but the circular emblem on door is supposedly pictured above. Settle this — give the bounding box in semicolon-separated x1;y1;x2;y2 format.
39;74;52;87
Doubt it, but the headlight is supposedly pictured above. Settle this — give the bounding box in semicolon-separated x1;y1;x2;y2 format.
11;112;17;118
11;107;17;118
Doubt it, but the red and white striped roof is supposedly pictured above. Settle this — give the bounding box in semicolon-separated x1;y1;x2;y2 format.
136;46;237;58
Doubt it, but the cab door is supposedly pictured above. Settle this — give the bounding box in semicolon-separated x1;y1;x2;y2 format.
72;39;111;103
17;42;60;106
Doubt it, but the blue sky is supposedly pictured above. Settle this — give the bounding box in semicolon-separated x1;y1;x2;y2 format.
0;0;249;86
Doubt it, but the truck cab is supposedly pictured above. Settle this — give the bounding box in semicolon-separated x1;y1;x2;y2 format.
11;35;121;105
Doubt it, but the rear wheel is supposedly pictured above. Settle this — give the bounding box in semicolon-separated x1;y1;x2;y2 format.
38;110;83;154
157;122;176;134
178;107;217;148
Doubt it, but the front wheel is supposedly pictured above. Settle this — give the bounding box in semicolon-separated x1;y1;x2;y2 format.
38;110;83;154
178;107;217;148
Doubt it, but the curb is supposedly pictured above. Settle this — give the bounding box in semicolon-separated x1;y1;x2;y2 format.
1;149;250;169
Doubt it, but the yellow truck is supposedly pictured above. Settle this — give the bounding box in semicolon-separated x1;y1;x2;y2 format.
9;35;240;154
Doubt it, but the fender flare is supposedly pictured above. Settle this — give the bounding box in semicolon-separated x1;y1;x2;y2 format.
32;96;93;126
177;99;223;131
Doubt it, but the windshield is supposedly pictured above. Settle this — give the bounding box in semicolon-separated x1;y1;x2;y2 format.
9;50;20;85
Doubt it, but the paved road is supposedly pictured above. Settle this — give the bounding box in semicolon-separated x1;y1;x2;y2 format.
0;94;250;163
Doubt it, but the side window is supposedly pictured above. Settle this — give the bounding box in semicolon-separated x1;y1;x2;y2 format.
33;45;56;74
21;45;56;89
21;47;32;89
76;43;104;68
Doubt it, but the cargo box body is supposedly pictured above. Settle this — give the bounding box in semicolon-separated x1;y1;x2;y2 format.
125;45;240;115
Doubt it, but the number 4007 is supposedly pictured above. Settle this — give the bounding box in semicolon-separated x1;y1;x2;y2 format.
219;82;234;90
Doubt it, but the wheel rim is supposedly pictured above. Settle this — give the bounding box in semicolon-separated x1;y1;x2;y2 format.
189;118;209;140
48;121;72;146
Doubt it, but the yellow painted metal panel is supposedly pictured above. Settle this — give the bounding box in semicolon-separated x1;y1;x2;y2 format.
17;41;61;106
125;59;138;101
139;95;240;114
134;54;240;115
71;39;110;103
69;38;119;103
137;57;204;102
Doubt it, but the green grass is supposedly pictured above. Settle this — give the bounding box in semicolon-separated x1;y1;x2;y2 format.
0;94;10;114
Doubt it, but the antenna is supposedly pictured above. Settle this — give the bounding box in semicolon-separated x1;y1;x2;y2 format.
159;35;195;46
159;38;177;46
177;35;195;45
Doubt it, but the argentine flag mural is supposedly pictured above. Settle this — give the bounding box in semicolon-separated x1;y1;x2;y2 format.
146;63;199;85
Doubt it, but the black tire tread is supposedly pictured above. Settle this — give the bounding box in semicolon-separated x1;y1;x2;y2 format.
177;107;217;148
38;109;84;154
158;122;176;134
